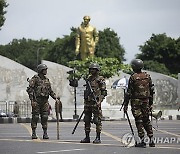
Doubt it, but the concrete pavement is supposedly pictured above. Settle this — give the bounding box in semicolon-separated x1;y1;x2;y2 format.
0;120;180;154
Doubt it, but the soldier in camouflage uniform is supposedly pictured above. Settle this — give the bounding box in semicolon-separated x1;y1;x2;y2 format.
80;63;107;144
27;64;59;139
123;59;155;148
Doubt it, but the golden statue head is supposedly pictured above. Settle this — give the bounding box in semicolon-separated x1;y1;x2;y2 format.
83;15;91;21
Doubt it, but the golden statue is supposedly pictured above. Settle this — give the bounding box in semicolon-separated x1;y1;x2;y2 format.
75;16;99;60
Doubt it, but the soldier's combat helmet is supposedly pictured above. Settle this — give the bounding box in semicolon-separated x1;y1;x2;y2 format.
131;59;144;70
37;64;48;73
89;63;100;71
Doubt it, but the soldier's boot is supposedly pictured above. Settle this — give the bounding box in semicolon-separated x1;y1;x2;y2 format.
43;129;49;139
135;138;146;148
80;132;90;143
32;129;37;139
93;132;101;144
149;137;155;147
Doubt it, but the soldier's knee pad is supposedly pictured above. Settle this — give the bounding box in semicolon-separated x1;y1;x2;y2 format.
135;119;143;124
32;114;39;122
41;112;48;123
93;117;101;125
84;115;91;123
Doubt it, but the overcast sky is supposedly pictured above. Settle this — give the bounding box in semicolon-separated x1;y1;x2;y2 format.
0;0;180;63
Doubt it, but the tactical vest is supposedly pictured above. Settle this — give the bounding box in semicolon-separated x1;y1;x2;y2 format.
84;75;105;102
131;72;151;98
34;75;52;97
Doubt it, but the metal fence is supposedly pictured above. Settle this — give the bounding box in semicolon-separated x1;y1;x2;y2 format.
0;101;31;118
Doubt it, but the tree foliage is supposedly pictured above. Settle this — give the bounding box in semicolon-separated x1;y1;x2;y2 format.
0;27;125;74
44;27;77;65
68;57;122;79
45;27;126;65
143;60;170;74
0;38;53;71
0;0;8;30
137;33;180;76
96;28;125;62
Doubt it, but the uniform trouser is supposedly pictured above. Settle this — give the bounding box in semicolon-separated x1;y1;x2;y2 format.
131;99;153;139
83;104;102;133
31;99;49;130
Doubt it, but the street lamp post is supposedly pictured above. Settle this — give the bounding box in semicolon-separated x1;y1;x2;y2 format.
67;68;79;120
72;68;79;120
36;47;45;66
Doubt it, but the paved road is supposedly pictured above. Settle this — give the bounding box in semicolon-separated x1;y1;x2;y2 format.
0;120;180;154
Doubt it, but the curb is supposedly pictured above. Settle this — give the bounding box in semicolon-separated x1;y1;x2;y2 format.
0;117;14;123
17;117;31;123
0;115;180;123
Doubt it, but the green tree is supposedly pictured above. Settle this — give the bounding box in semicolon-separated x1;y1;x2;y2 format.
68;57;122;79
44;27;77;65
45;27;126;65
137;33;180;75
143;60;170;74
0;0;8;30
0;27;126;73
96;28;125;62
0;38;53;71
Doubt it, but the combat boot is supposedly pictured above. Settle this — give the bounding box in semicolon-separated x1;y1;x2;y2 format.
135;138;146;148
43;129;49;139
93;132;101;144
135;141;146;148
80;132;90;143
149;137;155;147
32;129;37;139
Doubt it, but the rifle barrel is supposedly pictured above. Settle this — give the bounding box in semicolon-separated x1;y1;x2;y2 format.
72;111;84;134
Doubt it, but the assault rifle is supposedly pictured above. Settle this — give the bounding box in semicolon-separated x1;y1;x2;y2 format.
120;94;137;146
72;111;84;134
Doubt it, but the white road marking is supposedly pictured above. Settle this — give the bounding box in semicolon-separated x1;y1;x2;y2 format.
156;146;180;150
157;129;180;138
36;149;85;153
20;123;41;141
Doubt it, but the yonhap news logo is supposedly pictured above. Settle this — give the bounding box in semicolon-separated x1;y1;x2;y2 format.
122;133;180;146
122;133;136;146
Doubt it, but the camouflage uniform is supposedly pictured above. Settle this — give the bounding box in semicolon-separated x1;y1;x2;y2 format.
124;59;155;147
27;64;57;139
81;63;107;144
84;75;106;133
128;72;153;138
